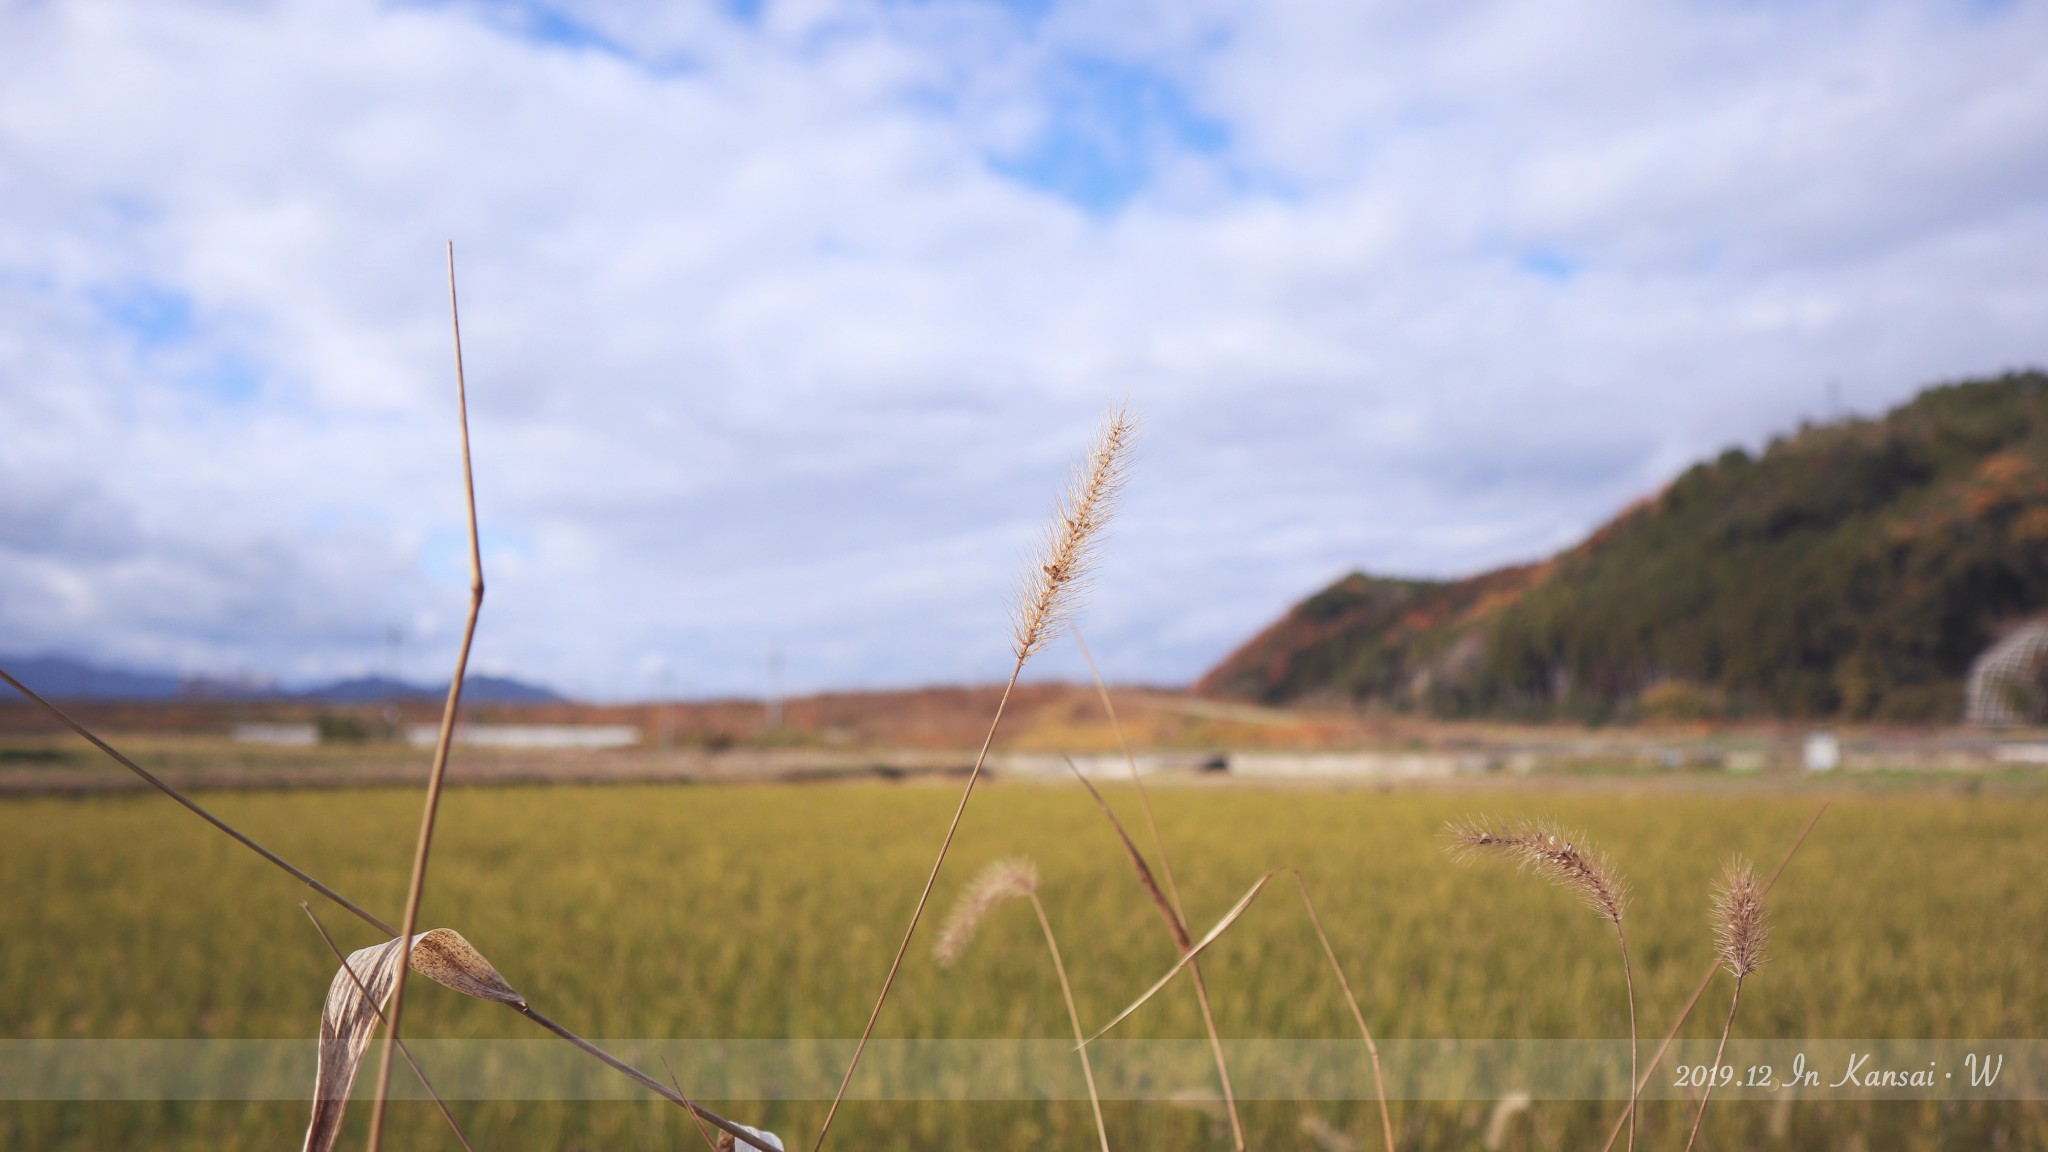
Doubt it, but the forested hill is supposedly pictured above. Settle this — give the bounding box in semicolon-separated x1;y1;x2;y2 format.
1198;370;2048;721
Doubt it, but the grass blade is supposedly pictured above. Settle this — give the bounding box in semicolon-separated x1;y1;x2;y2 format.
1083;868;1287;1047
1071;633;1246;1150
1062;757;1181;946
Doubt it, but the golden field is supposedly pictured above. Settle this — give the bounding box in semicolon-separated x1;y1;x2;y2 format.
1;777;2043;1149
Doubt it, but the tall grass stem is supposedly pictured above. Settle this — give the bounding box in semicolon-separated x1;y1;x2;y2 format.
1029;892;1112;1152
1617;925;1638;1152
1289;874;1396;1152
366;242;486;1152
811;664;1021;1149
1682;980;1743;1152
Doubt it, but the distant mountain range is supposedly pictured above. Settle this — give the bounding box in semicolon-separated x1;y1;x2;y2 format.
0;654;565;705
1199;369;2048;722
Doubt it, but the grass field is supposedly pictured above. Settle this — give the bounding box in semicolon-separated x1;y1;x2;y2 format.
2;778;2044;1149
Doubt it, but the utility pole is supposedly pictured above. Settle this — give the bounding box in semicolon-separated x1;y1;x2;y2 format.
658;664;675;750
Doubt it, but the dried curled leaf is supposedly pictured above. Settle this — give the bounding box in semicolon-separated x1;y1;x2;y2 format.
303;929;525;1152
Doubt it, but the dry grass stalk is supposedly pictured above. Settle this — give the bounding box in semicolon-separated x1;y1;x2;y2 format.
1081;866;1384;1064
1062;752;1245;1149
1449;816;1636;1152
512;1001;770;1147
299;904;476;1152
365;241;489;1152
1683;857;1771;1152
4;253;788;1150
933;858;1110;1152
813;403;1135;1152
661;1055;724;1152
1077;857;1397;1152
1012;407;1135;662
1596;802;1826;1152
1073;634;1255;1148
1289;875;1397;1152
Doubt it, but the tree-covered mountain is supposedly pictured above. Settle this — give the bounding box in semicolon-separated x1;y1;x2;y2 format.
1198;370;2048;721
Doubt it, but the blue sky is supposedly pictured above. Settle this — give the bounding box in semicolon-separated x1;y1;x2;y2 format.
1;0;2045;699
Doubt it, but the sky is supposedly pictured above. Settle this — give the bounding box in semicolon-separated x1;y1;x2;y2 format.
1;0;2045;701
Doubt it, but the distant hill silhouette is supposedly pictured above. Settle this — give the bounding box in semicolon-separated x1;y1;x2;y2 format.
300;674;565;705
0;655;565;706
0;655;197;700
1199;369;2048;721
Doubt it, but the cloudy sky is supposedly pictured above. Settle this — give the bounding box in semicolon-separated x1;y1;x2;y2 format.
1;0;2044;700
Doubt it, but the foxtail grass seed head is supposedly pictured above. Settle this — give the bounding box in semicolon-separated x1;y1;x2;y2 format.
1712;856;1769;978
1448;816;1628;924
1012;406;1135;663
933;857;1039;967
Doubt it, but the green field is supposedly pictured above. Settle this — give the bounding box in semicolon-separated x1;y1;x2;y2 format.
2;779;2044;1149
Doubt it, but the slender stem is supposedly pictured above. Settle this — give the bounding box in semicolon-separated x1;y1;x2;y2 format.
1184;964;1244;1151
1074;632;1244;1151
514;1004;764;1148
299;903;476;1152
1598;802;1827;1152
0;668;396;936
1030;894;1111;1152
812;662;1023;1151
663;1055;725;1152
1684;979;1743;1152
1616;925;1638;1152
1291;874;1395;1152
367;243;486;1152
1074;633;1187;919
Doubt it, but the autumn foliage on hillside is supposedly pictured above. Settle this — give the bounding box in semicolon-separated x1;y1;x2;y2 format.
1201;370;2048;721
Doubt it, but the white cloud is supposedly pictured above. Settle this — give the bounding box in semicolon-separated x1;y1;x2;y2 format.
0;0;2044;698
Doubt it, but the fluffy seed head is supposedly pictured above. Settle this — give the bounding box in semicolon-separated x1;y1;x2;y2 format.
1012;406;1136;663
1712;856;1769;978
933;858;1039;967
1448;816;1629;924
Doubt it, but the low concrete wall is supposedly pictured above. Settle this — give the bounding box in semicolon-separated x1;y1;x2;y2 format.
1225;751;1497;779
992;752;1217;779
406;724;642;750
